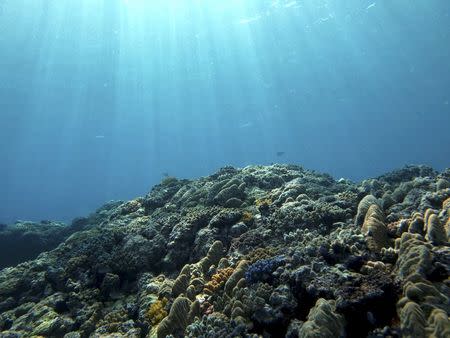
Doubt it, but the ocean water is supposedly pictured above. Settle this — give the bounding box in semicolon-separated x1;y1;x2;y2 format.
1;0;449;223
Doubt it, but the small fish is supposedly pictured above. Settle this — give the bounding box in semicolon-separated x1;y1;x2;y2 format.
276;151;285;157
95;135;105;139
366;3;376;10
238;16;261;25
284;1;298;8
239;122;253;129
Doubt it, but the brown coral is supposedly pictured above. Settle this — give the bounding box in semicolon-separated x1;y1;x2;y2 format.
355;194;380;226
172;273;190;297
240;211;254;224
408;213;424;235
199;240;224;273
146;298;168;326
399;301;427;338
224;260;249;296
361;204;388;252
425;212;446;245
255;197;272;207
243;246;279;264
157;296;192;338
203;267;234;295
427;308;450;338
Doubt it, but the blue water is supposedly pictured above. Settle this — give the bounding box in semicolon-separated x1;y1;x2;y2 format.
1;0;449;223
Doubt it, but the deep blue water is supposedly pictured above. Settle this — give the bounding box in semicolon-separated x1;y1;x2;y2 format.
1;0;449;223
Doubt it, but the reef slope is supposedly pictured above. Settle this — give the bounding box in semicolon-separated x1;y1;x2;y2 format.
0;164;449;337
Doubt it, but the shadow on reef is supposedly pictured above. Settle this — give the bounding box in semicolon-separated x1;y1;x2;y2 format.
0;221;80;269
0;201;122;270
0;164;449;337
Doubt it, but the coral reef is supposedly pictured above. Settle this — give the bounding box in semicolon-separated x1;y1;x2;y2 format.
0;164;449;337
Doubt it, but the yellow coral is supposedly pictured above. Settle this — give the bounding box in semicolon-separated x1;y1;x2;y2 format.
255;198;272;207
244;246;279;264
241;211;253;223
147;298;168;325
443;197;450;211
203;267;234;295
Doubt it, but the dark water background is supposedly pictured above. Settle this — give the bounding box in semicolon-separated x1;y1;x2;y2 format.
1;0;449;223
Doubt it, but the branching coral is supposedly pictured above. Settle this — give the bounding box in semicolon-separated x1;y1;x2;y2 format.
243;246;280;264
203;267;234;295
255;198;272;207
245;256;286;284
146;298;168;326
240;211;254;224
